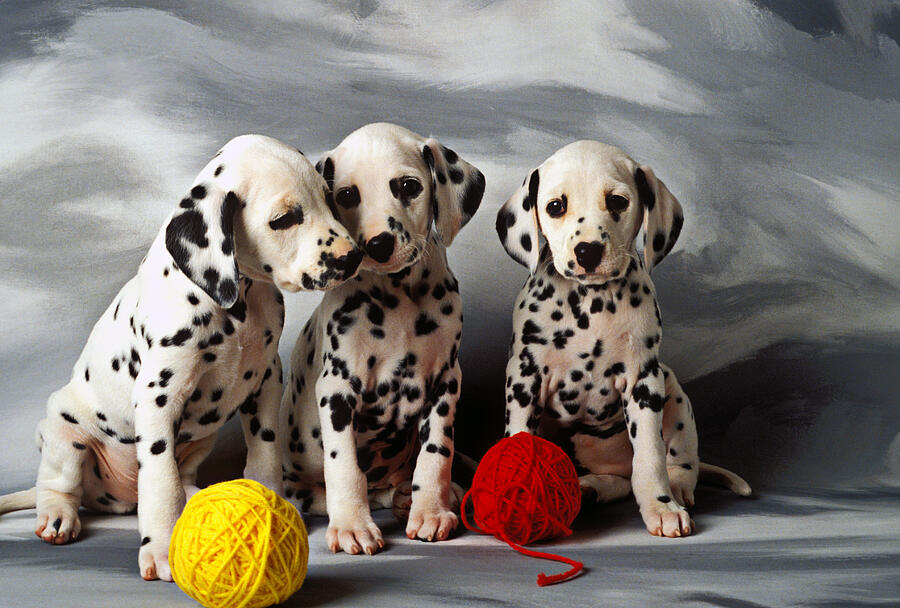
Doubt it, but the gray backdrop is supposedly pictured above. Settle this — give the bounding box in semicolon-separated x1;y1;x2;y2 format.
1;1;898;606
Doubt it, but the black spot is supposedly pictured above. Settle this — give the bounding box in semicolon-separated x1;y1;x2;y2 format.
155;394;167;407
657;495;671;503
653;231;666;253
150;440;167;455
141;536;151;546
520;233;532;252
367;304;385;326
214;165;224;177
495;208;515;245
635;167;655;212
198;410;221;425
328;394;354;433
521;320;547;345
261;429;275;442
161;328;192;347
414;313;438;336
460;169;485;218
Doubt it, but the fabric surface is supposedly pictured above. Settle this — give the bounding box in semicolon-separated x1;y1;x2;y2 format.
1;1;898;606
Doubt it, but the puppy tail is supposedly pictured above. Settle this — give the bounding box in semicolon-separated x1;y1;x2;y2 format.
699;463;752;497
0;487;37;515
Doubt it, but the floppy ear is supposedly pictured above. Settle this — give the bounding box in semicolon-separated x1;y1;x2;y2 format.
315;156;340;219
496;169;541;273
165;183;241;308
635;166;684;272
421;140;485;247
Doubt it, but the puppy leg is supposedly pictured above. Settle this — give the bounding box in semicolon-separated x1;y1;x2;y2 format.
240;353;284;495
624;366;693;538
660;365;699;508
503;345;543;437
133;363;197;581
317;375;383;555
406;366;461;542
176;433;217;500
579;473;632;505
34;398;86;544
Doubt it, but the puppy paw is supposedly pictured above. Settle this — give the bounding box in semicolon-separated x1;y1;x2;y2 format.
641;498;694;538
138;541;173;581
394;482;465;523
391;482;413;521
668;466;697;508
326;515;384;555
406;497;459;542
35;504;81;545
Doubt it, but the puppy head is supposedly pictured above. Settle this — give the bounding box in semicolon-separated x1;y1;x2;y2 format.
317;122;485;273
165;134;362;306
496;141;683;282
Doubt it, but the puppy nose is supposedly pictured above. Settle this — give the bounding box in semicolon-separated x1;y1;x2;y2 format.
337;248;363;278
365;232;395;263
574;241;604;272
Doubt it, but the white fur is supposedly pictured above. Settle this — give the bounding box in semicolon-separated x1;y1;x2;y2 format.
0;135;361;580
281;123;485;554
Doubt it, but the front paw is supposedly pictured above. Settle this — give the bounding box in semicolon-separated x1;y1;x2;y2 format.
35;504;81;545
641;497;694;538
392;482;464;523
326;512;384;555
406;496;459;542
139;540;173;581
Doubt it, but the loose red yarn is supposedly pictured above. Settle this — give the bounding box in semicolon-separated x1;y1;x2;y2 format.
461;432;584;586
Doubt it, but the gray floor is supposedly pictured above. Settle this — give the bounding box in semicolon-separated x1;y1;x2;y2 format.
1;485;898;607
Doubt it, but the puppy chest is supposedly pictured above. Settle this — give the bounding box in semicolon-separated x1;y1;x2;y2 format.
177;316;275;438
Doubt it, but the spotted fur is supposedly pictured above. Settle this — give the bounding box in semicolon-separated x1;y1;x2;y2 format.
496;141;748;538
283;123;484;555
0;135;362;581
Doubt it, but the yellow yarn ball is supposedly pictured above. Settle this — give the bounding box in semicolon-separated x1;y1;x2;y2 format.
169;479;308;608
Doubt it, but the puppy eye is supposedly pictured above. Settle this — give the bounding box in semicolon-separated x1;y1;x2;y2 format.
400;178;422;198
606;194;629;212
269;208;303;230
335;186;360;209
545;198;567;218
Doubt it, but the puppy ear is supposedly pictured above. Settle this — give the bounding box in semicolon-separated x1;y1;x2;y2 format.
422;140;485;247
635;166;684;272
315;156;335;190
165;183;241;308
496;169;541;273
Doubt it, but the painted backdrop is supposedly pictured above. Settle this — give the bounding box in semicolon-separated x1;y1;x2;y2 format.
2;0;898;503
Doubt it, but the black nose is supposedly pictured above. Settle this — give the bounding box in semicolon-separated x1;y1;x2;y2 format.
365;232;395;264
574;241;604;272
336;248;363;278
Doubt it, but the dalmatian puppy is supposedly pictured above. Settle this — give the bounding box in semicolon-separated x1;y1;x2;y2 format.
496;140;750;538
281;122;485;555
0;135;362;580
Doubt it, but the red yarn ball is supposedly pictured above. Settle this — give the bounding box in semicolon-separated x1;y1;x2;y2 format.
462;432;583;586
